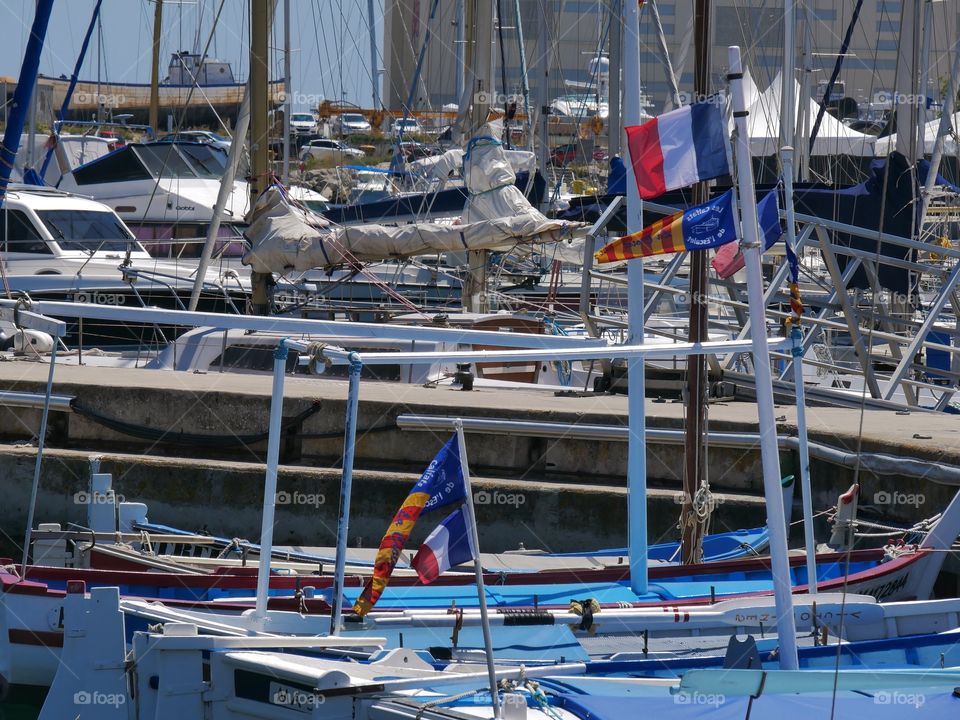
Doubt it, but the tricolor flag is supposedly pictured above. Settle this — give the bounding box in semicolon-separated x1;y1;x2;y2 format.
594;189;738;263
626;100;730;199
711;190;783;279
411;506;477;584
352;435;466;616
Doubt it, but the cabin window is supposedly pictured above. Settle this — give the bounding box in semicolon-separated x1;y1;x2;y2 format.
72;147;152;185
36;210;135;252
1;209;50;254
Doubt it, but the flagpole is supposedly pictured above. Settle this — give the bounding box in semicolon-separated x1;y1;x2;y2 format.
455;419;501;719
254;341;289;621
782;146;816;593
330;353;363;634
728;45;800;670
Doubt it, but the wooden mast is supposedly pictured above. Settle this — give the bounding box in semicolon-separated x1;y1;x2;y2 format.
149;0;163;132
680;0;710;564
249;0;274;315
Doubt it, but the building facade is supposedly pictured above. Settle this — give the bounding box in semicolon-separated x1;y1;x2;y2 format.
381;1;958;117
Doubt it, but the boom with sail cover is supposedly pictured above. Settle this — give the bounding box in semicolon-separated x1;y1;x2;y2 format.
243;125;579;273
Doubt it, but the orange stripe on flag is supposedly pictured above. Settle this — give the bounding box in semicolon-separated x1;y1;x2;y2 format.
594;211;684;261
352;491;431;616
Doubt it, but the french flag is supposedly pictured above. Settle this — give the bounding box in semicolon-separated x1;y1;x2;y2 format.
411;506;477;584
626;100;730;199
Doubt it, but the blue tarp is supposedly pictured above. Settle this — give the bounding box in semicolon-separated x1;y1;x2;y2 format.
558;691;958;719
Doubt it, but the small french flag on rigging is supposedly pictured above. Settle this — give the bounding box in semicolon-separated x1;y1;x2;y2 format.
626;100;730;199
411;506;477;584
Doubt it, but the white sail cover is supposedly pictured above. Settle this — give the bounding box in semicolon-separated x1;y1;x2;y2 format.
243;125;576;272
408;147;536;184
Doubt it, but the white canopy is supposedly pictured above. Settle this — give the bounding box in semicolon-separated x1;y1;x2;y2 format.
746;72;876;157
874;113;960;156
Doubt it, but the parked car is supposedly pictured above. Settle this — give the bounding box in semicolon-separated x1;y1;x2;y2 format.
390;117;423;138
158;130;231;152
289;112;319;134
396;141;441;161
334;113;372;136
299;138;366;163
550;143;578;166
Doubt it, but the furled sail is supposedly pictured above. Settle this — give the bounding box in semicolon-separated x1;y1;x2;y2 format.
242;125;578;273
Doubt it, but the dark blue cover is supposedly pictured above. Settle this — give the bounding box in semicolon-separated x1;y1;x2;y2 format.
793;152;917;294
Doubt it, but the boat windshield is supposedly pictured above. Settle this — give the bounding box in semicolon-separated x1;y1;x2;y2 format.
135;144;223;179
37;210;136;252
177;143;228;175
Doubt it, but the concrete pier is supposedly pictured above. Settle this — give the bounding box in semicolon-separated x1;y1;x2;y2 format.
0;361;957;553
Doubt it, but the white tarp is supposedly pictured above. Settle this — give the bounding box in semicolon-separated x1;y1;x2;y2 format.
874;113;960;156
243;124;578;273
746;72;876;156
13;134;112;186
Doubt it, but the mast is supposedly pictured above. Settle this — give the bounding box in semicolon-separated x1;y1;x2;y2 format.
150;0;163;131
729;45;800;670
368;0;381;107
920;42;960;224
0;0;55;202
462;0;494;312
249;0;275;315
679;0;710;564
454;0;465;104
624;0;648;595
511;0;533;153
25;65;37;169
534;1;552;196
780;0;796;161
282;0;291;184
797;3;813;179
917;0;933;146
607;0;621;157
39;0;105;180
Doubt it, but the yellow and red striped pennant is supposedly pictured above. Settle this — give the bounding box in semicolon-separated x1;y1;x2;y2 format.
595;210;686;262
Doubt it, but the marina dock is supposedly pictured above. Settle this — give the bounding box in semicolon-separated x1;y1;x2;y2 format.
1;361;956;560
